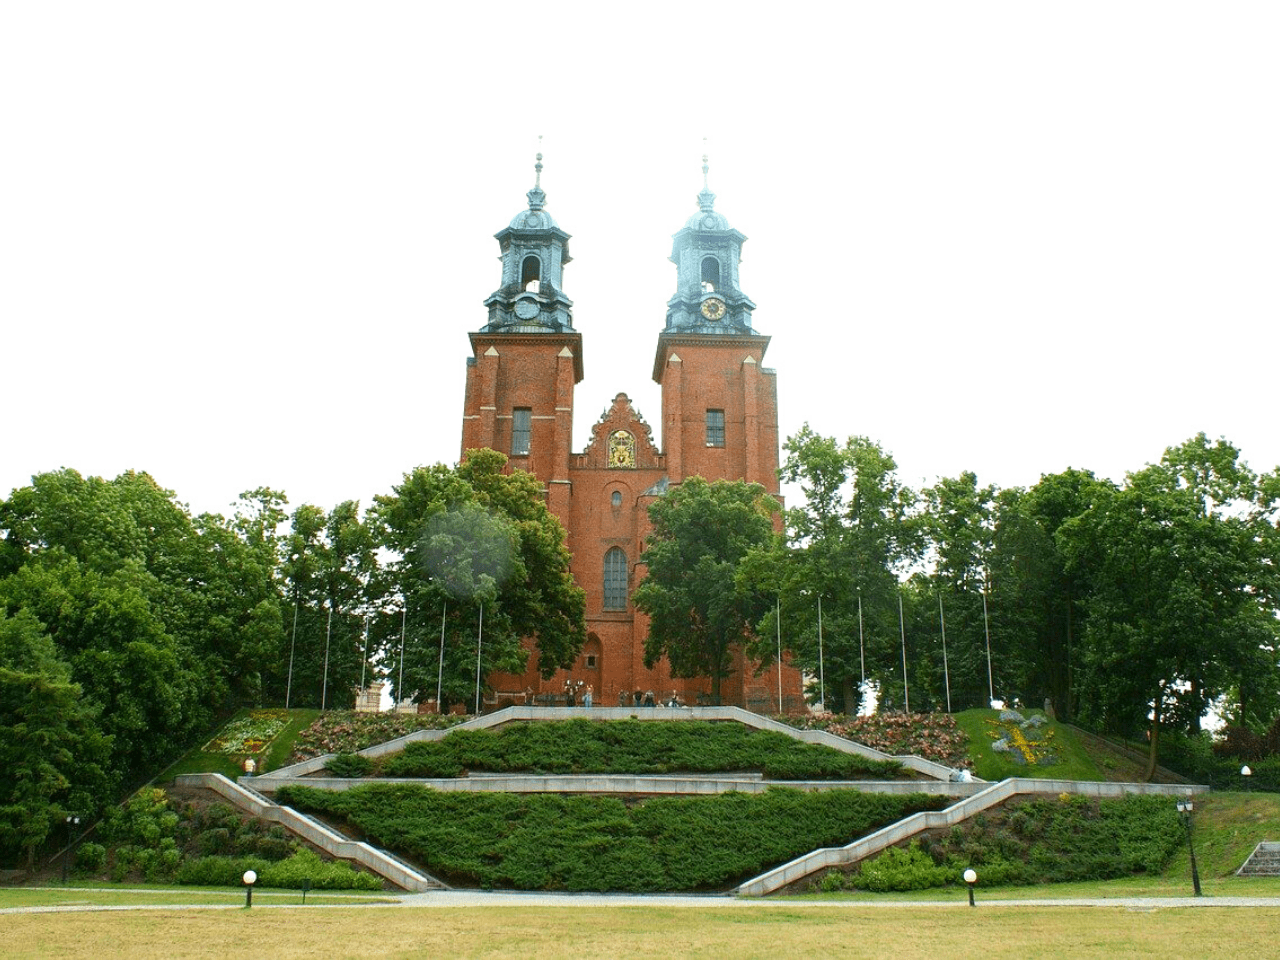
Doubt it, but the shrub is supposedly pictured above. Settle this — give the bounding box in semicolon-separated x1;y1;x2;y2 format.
196;827;233;857
855;842;952;892
75;842;107;875
325;753;375;778
100;788;179;847
174;851;380;890
258;849;382;891
175;855;271;887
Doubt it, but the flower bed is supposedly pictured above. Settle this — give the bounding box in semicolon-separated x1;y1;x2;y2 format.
288;711;467;762
986;709;1057;766
204;709;290;756
778;712;971;769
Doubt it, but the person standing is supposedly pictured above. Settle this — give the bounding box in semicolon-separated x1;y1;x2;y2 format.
584;684;593;709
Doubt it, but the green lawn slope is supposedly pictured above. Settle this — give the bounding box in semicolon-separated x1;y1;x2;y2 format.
954;708;1105;781
160;708;320;780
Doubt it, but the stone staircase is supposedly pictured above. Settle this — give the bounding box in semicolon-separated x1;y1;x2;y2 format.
174;772;448;892
1237;841;1280;876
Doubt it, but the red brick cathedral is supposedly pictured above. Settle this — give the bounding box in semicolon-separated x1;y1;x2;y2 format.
461;156;804;712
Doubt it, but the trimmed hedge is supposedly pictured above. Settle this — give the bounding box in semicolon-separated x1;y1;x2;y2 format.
341;719;903;780
275;782;945;892
175;849;382;890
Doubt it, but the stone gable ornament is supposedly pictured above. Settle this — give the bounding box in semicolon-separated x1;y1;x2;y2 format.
608;430;635;468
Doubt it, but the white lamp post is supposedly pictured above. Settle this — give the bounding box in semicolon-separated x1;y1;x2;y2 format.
963;868;977;907
243;869;257;908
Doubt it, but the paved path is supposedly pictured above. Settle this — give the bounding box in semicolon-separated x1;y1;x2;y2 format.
6;891;1280;914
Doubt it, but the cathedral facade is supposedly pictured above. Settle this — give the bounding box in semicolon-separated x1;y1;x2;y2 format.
460;158;804;711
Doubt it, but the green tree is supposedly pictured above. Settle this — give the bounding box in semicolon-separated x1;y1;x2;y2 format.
0;469;285;806
370;449;586;711
1060;435;1280;779
917;472;997;711
633;478;779;704
988;469;1108;722
274;500;379;709
756;427;919;713
0;609;110;870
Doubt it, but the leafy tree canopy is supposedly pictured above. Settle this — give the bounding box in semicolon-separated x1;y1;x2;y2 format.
633;478;779;704
369;449;586;708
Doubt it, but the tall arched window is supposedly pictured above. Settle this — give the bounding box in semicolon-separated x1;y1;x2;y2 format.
700;256;721;292
603;547;628;610
521;255;541;291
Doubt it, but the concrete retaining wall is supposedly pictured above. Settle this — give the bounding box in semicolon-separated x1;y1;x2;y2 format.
174;773;445;892
249;774;985;799
734;777;1208;896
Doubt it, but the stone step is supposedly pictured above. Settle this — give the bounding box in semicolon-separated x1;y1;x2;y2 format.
1236;841;1280;876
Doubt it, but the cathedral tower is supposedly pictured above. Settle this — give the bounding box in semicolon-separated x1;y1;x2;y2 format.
460;154;582;521
653;158;780;498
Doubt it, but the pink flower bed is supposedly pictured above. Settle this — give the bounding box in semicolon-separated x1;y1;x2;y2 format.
779;712;972;769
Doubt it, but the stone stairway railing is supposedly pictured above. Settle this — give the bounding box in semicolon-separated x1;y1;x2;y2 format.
174;773;447;892
255;706;965;784
1237;841;1280;876
734;777;1207;896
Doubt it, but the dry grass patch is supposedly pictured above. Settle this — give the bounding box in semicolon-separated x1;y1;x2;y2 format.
4;904;1280;959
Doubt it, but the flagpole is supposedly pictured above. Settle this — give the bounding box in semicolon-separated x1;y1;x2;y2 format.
359;615;370;691
857;590;865;688
939;592;951;713
398;603;407;712
817;594;825;712
898;590;909;712
322;606;333;711
285;592;300;709
982;577;995;707
436;599;446;713
775;596;783;713
474;601;484;715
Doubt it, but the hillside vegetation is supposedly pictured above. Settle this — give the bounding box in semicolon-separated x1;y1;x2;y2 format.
327;719;906;780
275;783;945;892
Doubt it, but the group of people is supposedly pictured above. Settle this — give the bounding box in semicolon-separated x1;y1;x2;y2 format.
527;683;687;709
617;689;684;708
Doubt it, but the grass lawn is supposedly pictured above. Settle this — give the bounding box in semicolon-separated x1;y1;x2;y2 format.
792;873;1280;902
0;885;396;908
4;902;1280;959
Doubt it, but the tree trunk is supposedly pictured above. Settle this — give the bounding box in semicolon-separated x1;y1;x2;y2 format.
842;676;858;716
1144;689;1164;783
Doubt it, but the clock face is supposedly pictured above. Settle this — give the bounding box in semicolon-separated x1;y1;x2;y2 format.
514;299;540;320
700;298;726;321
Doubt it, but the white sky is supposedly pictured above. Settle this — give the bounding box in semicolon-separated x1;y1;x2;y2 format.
4;3;1278;520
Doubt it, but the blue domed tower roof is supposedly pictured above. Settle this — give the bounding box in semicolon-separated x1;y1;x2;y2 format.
664;156;756;334
482;152;574;333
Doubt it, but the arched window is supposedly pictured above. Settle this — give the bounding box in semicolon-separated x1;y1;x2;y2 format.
700;256;721;292
603;547;628;610
521;255;541;292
